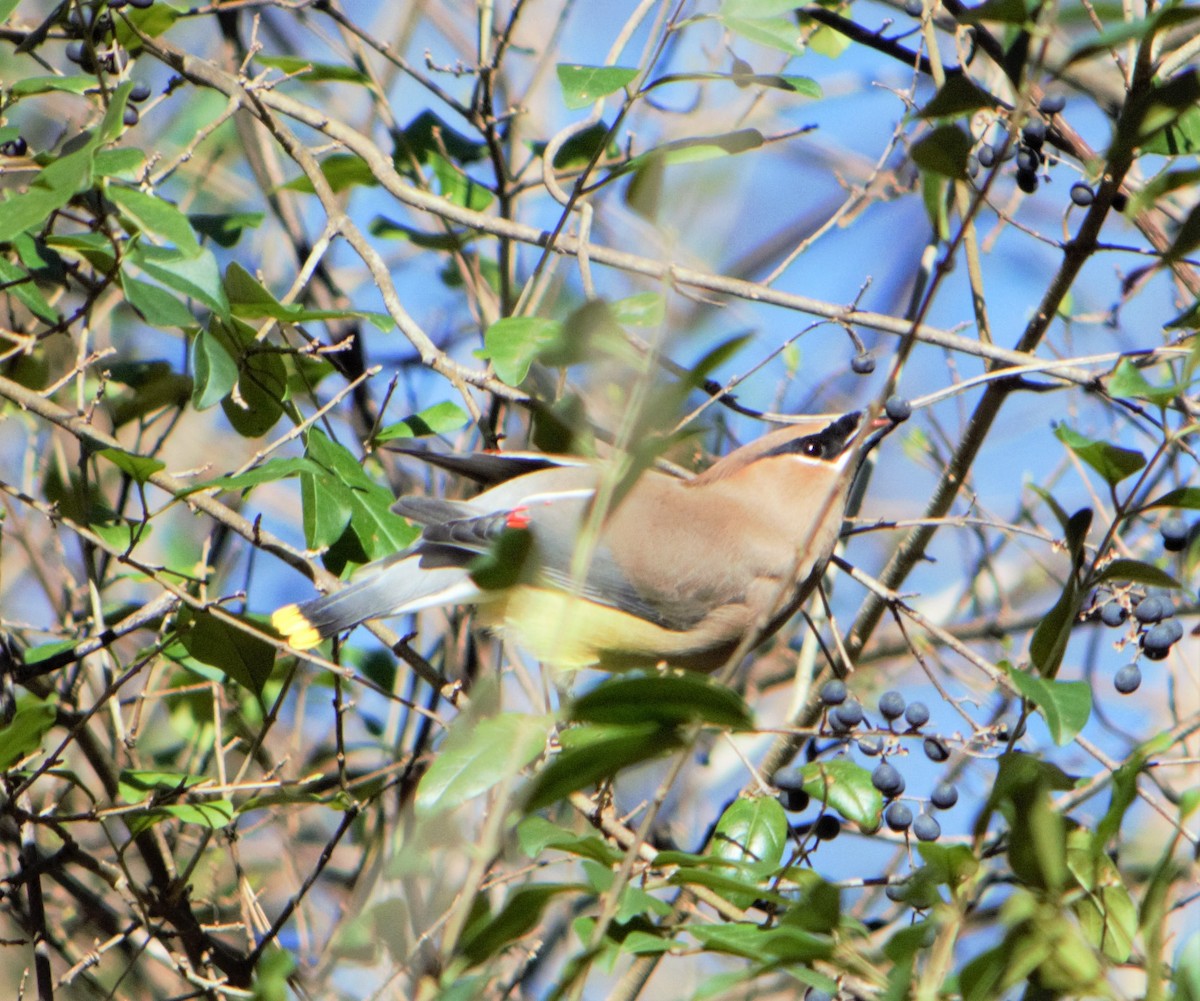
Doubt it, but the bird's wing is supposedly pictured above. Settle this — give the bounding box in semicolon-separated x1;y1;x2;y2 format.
386;442;591;486
397;467;708;633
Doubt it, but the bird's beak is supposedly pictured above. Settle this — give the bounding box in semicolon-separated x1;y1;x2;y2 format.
859;410;903;456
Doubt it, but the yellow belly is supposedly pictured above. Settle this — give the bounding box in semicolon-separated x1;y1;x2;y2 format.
477;586;736;672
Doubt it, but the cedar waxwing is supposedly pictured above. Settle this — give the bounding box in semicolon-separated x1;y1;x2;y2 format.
272;411;889;671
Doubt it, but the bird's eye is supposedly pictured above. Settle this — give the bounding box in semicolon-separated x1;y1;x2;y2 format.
802;439;823;457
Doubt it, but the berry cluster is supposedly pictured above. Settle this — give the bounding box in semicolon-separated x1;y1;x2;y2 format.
63;2;157;125
774;682;969;847
968;95;1127;210
1094;587;1188;694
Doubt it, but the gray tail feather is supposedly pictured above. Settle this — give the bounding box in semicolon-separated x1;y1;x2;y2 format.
297;556;478;638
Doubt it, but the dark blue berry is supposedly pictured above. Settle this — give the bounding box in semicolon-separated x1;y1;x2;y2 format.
1112;191;1128;212
1113;664;1141;694
773;767;805;792
1016;168;1039;193
1143;620;1183;657
885;802;913;831
122;105;139;126
930;781;958;809
780;788;811;812
1039;94;1066;114
1022;121;1046;147
879;690;906;720
851;353;876;375
820;679;847;706
967;155;980;178
885;395;912;422
1161;517;1189;552
913;813;941;842
814;814;840;840
872;762;905;797
977;143;996;167
1099;602;1128;627
1134;597;1166;624
129;81;152;102
923;736;950;763
904;0;923;14
904;702;930;728
1070;182;1095;206
1016;147;1040;172
833;700;864;728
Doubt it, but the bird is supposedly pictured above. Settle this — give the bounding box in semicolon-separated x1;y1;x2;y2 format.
271;410;892;672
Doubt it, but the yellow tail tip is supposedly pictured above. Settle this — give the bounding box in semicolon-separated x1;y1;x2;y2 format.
271;605;323;650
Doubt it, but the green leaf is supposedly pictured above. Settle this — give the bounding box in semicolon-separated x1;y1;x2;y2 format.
0;257;58;322
570;674;755;731
369;216;473;250
374;401;470;442
98;447;165;484
11;74;95;95
974;752;1074;893
917;76;997;118
0;183;74;243
689;922;833;962
0;696;56;771
209;318;286;438
1064;6;1200;67
911;124;973;179
181;458;324;496
478;316;563;385
915;843;980;887
1142;486;1200;511
301;465;352;552
459;884;580;967
611;292;665;327
618;129;764;174
281;153;376;193
189;211;264;248
428;152;494;212
959;0;1036;24
107;186;202;257
798;758;883;831
122;273;197;329
1175;932;1200;1001
524;722;684;811
255;54;370;84
1092;559;1180;589
710;797;788;907
668;866;790;907
556;64;639;110
1066;829;1136;962
416;713;549;815
517;816;622;865
1004;666;1092;745
190;325;239;410
719;0;807;57
302;430;416;559
1029;576;1080;679
400;109;488;165
224;262;392;330
127;800;236;835
118;768;205;803
1054;424;1146;487
95;150;145;183
1106;357;1185;406
178;608;276;698
128;244;230;320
